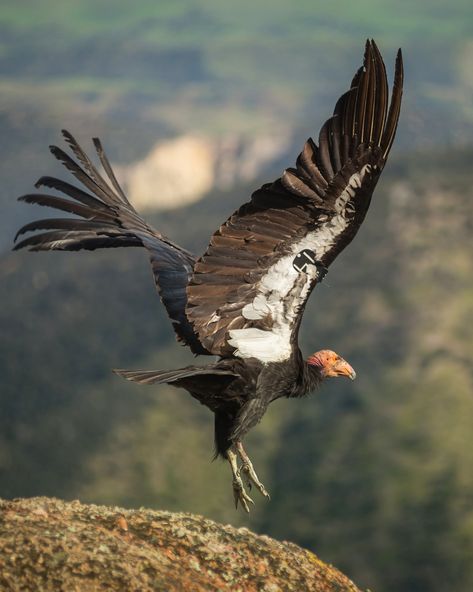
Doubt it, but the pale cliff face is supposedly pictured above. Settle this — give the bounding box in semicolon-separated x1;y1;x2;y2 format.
116;131;292;212
119;135;216;211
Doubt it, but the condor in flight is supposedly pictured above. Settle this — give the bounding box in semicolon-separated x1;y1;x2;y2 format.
15;40;403;512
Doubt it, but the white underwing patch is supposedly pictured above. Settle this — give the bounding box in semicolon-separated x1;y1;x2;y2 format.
241;294;272;320
228;166;371;363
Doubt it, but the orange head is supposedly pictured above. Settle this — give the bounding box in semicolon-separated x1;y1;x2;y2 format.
307;349;356;381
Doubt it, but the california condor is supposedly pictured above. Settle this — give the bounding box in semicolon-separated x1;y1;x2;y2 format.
14;40;403;512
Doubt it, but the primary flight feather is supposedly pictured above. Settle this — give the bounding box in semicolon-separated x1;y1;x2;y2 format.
14;40;403;512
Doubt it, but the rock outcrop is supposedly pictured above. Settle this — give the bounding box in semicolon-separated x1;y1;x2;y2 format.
0;497;361;592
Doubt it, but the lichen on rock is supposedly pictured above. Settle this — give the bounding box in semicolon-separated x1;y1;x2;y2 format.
0;497;361;591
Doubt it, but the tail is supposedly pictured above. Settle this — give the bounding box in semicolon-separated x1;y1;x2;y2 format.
115;365;241;460
13;130;208;355
114;365;238;386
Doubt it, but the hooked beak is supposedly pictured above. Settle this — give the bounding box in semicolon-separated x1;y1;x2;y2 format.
332;358;357;381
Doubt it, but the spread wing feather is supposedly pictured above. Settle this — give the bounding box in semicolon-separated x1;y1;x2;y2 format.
187;40;403;361
14;131;206;354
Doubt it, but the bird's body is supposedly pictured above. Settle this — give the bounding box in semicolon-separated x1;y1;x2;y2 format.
14;40;403;511
118;350;328;457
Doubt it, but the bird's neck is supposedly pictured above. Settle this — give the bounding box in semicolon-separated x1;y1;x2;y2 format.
300;360;324;396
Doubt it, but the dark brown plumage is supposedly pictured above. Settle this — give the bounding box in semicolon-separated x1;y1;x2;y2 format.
14;40;403;511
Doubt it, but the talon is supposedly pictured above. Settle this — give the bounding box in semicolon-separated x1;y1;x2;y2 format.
227;447;255;513
233;489;240;510
232;478;254;513
239;464;253;491
236;442;271;501
241;462;269;497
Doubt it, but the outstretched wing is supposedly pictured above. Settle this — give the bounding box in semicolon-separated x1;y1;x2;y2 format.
186;40;403;362
14;131;207;354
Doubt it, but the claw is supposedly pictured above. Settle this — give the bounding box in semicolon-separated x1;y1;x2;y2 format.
236;441;271;501
232;477;254;513
227;443;269;512
240;462;271;500
227;446;256;513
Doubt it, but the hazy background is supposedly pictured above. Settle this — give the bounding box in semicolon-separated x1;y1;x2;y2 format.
1;2;473;591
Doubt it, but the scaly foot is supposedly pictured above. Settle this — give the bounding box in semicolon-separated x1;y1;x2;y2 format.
227;448;254;512
236;441;271;500
232;474;255;513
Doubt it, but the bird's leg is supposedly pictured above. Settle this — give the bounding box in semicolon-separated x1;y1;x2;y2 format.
227;447;254;513
236;441;270;500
